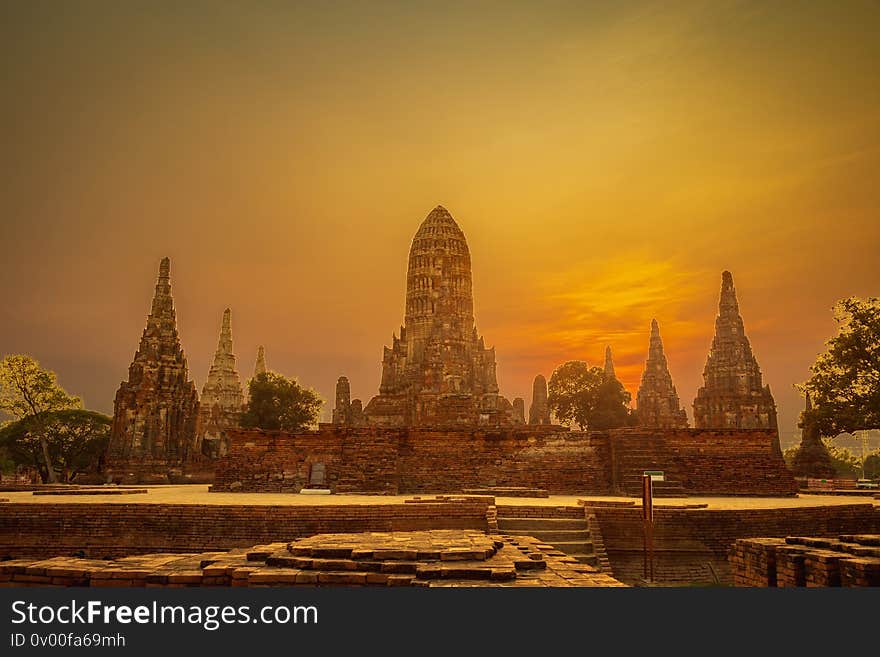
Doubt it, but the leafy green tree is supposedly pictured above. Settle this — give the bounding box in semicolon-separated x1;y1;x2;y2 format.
800;297;880;436
0;410;110;483
824;440;863;478
0;355;81;483
240;371;323;432
547;360;633;430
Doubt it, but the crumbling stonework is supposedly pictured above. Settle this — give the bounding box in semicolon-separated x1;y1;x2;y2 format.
0;529;625;588
791;394;835;479
636;319;688;429
253;345;267;377
364;206;512;426
332;376;366;426
210;425;795;496
731;534;880;587
105;258;201;483
196;309;244;458
512;398;526;424
528;374;550;425
693;271;778;430
603;346;616;379
332;376;351;424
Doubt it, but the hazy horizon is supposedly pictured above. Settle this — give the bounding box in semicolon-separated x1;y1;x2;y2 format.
2;1;879;446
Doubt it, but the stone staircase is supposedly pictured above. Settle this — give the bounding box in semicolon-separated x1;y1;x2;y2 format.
496;507;599;568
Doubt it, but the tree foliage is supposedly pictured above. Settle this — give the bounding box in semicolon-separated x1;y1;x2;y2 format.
800;297;880;436
0;355;82;483
547;360;633;430
240;371;323;432
0;410;110;483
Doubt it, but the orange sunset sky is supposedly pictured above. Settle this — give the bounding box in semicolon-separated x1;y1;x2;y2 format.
1;1;878;446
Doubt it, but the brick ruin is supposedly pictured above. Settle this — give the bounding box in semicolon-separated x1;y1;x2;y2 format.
636;319;688;428
332;376;366;426
693;271;778;431
3;497;874;587
528;374;551;425
253;345;267;377
790;394;835;479
210;425;797;497
362;206;516;427
603;345;615;378
196;308;245;458
730;533;880;587
106;258;202;483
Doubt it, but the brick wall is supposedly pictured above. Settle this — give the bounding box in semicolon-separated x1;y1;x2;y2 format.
606;428;797;496
212;426;794;496
592;503;879;585
0;500;490;559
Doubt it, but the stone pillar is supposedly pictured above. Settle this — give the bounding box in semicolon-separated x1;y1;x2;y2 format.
512;397;526;424
529;375;550;425
604;346;616;379
333;376;352;425
253;345;268;377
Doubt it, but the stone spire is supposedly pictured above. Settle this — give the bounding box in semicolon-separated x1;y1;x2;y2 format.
332;376;352;424
636;319;688;429
693;271;777;430
791;394;835;478
364;206;510;426
512;397;526;424
603;346;616;379
253;345;267;377
197;308;244;458
106;257;200;481
529;374;551;425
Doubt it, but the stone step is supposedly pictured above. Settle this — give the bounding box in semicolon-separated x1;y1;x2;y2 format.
569;554;599;566
497;518;588;531
501;529;591;543
552;541;594;556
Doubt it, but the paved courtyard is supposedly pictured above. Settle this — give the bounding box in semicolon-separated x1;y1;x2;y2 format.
1;484;876;509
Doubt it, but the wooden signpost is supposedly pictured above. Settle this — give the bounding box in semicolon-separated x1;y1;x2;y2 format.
642;473;654;582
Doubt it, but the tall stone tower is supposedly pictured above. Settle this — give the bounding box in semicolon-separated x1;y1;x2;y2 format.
791;394;835;478
332;376;352;424
636;319;688;429
693;271;777;430
253;345;267;377
512;397;526;424
528;374;551;425
106;258;200;481
603;346;616;379
364;205;509;426
197;309;244;458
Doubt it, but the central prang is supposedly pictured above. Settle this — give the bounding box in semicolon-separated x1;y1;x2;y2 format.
361;206;517;427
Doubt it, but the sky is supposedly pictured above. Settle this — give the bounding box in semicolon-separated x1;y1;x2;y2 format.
1;1;878;447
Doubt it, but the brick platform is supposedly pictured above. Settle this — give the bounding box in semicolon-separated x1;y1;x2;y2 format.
0;498;493;559
731;535;880;587
211;426;796;496
0;530;625;588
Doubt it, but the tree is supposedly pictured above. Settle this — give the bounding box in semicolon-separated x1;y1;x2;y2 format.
0;355;81;483
800;297;880;437
547;360;633;430
822;440;862;479
0;410;111;483
240;371;323;432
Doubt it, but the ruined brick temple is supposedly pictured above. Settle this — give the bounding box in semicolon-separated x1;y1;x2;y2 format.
693;271;778;431
363;206;515;426
790;394;835;479
636;319;688;428
106;258;202;482
196;308;245;458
